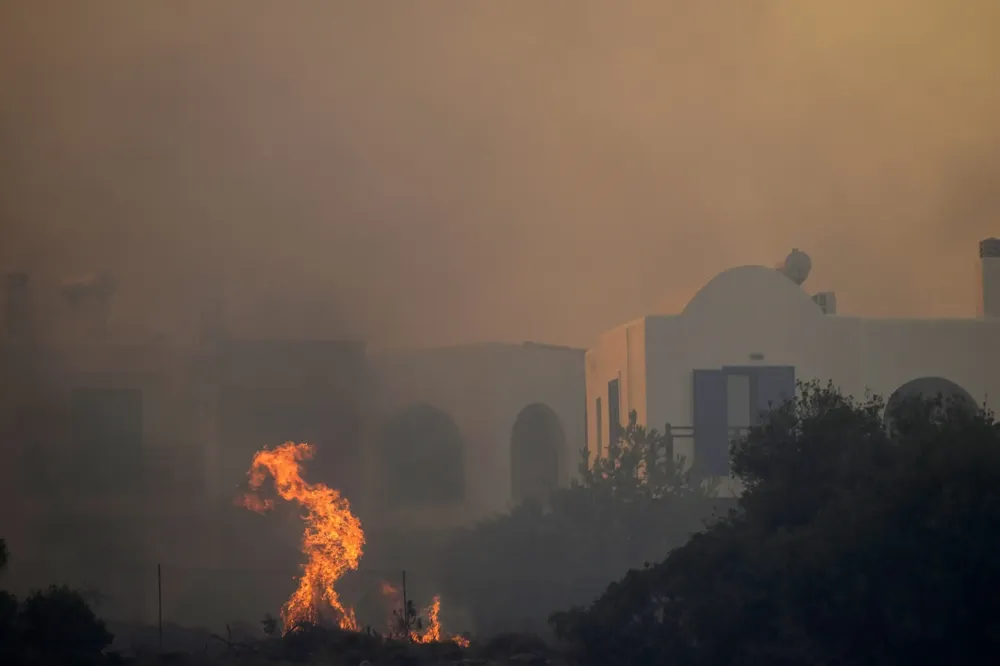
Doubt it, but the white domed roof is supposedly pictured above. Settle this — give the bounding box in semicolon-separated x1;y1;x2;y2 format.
682;265;823;321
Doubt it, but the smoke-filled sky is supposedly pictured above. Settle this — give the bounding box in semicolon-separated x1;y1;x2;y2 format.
1;1;998;348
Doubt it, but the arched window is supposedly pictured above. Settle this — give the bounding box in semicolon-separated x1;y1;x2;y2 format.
378;404;465;507
884;376;976;430
510;403;565;505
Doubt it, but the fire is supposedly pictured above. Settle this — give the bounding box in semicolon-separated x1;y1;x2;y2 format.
379;582;468;647
241;442;364;631
242;441;468;646
414;596;442;644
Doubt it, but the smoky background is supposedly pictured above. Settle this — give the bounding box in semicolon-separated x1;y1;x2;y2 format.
1;0;998;636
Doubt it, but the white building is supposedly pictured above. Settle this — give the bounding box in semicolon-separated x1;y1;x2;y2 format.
586;240;1000;494
366;341;586;529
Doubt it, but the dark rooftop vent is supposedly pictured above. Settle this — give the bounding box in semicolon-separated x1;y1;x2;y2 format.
812;291;837;315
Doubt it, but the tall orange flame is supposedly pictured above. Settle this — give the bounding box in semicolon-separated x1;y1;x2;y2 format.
241;441;364;631
414;596;442;644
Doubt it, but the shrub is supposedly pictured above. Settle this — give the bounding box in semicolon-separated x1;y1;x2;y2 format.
18;585;114;660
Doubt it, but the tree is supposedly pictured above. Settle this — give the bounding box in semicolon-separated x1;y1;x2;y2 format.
0;592;15;663
0;539;14;660
0;541;114;662
18;585;114;659
433;412;724;635
0;539;14;662
390;599;422;641
553;382;1000;666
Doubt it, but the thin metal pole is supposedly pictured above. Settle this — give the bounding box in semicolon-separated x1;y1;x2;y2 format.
157;563;163;652
401;570;409;642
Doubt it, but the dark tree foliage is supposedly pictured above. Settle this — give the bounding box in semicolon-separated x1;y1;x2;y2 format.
0;591;15;663
437;413;725;634
19;585;114;659
0;542;114;663
552;381;1000;666
390;599;423;641
0;540;13;661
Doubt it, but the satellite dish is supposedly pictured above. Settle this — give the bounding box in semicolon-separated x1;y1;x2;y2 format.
777;249;812;286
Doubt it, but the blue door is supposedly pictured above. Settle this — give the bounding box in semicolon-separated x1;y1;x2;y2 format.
753;366;796;424
693;369;729;477
695;365;797;478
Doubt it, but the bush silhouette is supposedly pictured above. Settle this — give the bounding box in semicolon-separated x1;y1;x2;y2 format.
554;382;1000;665
1;540;114;661
19;585;114;658
0;590;17;660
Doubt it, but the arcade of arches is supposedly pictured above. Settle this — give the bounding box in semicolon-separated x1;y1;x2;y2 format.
377;401;567;509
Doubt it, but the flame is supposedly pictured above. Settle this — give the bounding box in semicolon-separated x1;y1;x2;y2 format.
380;582;468;646
413;596;442;644
242;442;364;631
241;441;468;646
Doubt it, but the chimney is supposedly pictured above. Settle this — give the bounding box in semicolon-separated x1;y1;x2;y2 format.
978;238;1000;318
812;291;837;315
4;272;33;341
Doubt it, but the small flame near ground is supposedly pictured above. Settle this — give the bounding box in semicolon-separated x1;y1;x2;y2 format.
241;441;468;647
379;582;468;646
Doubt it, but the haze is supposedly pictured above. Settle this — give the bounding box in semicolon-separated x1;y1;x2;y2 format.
1;1;998;348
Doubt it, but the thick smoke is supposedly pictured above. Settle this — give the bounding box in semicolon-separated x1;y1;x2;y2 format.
1;1;999;347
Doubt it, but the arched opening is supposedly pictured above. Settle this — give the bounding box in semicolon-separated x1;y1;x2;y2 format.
510;403;565;505
378;404;465;507
884;376;977;429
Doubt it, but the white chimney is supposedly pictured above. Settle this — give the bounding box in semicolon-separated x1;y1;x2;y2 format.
977;238;1000;318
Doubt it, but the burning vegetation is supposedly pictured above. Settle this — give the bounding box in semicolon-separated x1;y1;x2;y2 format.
379;581;469;647
241;442;467;646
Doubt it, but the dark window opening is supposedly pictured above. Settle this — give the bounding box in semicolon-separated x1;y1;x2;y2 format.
379;404;465;507
595;397;603;462
884;376;976;431
510;403;565;505
607;379;621;452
